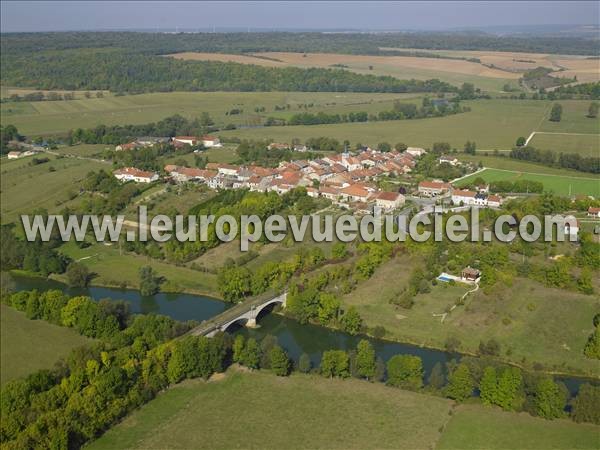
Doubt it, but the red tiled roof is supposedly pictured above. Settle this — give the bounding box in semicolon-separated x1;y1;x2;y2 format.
377;191;401;201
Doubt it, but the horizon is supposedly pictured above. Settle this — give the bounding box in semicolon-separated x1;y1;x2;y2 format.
1;1;599;33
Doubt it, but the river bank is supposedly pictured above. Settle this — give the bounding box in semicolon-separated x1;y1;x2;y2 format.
8;272;599;393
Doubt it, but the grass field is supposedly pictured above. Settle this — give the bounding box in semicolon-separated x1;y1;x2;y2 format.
0;91;417;135
0;304;92;385
88;369;455;450
221;99;598;154
438;404;600;450
457;154;600;177
0;153;107;224
528;133;600;155
342;254;600;377
457;167;600;197
56;241;219;296
88;369;600;450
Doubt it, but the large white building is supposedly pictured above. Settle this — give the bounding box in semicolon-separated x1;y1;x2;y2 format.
113;167;159;183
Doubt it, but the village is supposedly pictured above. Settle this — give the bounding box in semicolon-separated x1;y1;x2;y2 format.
110;134;515;214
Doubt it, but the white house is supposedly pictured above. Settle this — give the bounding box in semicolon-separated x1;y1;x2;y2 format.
439;155;459;166
405;147;427;157
7;151;22;159
201;135;222;148
375;191;405;210
114;167;159;183
587;207;600;218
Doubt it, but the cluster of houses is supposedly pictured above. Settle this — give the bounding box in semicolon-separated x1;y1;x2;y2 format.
417;180;503;208
6;142;46;159
114;146;419;212
115;135;222;151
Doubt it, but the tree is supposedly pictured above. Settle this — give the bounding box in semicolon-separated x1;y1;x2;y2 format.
66;262;91;288
269;345;291;376
386;355;423;390
427;362;446;390
232;335;245;363
587;102;598;118
356;340;376;380
458;82;476;100
516;136;526;147
395;143;407;152
583;324;599;359
377;142;391;152
479;366;498;406
495;367;524;411
241;338;260;369
332;242;348;259
139;266;160;296
445;363;474;402
317;293;340;325
463;141;476;155
340;307;362;335
533;378;567;419
320;350;349;378
549;103;562;122
571;384;600;424
432;142;451;154
298;353;312;373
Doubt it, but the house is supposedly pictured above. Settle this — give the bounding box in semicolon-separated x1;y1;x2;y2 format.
405;147;427;157
319;186;340;201
206;163;239;177
268;142;289;151
461;267;481;283
164;165;217;182
201;135;221;148
173;136;199;146
113;167;159;183
115;142;139;151
439;155;459;166
487;195;502;208
7;151;22;159
418;181;452;197
587;207;600;218
339;184;371;203
293;144;308;152
451;189;477;205
136;137;170;147
375;191;405;210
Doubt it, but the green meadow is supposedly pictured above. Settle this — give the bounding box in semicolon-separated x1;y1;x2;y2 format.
457;167;600;196
0;304;92;385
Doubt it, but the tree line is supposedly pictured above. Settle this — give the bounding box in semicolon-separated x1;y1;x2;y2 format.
1;286;598;449
510;145;600;174
1;50;457;94
3;31;597;57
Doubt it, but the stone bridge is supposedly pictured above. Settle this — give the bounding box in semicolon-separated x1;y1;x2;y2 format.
189;292;287;337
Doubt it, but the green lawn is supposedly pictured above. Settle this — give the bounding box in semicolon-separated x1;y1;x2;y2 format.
528;132;600;156
0;304;92;385
457;154;600;177
88;369;454;450
438;404;600;450
56;241;218;296
342;254;600;377
88;369;600;450
0;154;107;224
456;167;600;197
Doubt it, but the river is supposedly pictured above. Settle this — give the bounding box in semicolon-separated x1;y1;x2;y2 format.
11;274;595;395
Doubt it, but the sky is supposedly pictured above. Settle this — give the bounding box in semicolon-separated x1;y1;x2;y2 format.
1;1;598;33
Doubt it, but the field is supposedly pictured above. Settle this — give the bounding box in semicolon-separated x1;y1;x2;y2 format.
88;369;455;450
221;99;598;153
56;241;219;296
0;153;107;224
0;86;111;99
0;91;417;136
0;304;92;385
528;133;600;155
88;369;600;450
458;153;600;176
438;404;600;450
341;254;600;377
166;51;521;92
457;167;600;197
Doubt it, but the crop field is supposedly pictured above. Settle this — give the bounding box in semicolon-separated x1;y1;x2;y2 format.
0;91;418;136
166;51;520;92
0;154;107;224
457;167;600;197
341;254;600;377
88;369;455;450
88;369;599;450
0;304;92;385
222;99;597;153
